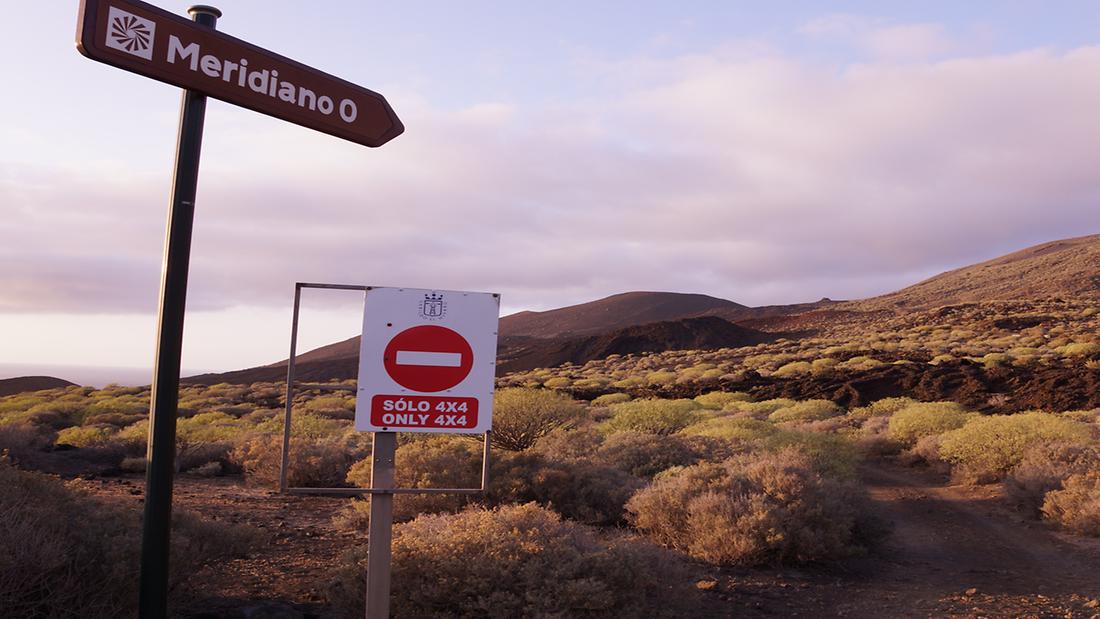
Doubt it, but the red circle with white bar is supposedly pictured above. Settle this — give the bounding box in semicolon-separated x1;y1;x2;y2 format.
382;325;474;392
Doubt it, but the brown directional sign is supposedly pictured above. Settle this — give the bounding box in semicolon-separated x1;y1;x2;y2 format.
77;0;403;147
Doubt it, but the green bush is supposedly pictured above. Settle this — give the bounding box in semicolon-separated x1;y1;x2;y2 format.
329;503;682;618
626;450;881;566
680;416;778;442
56;425;116;447
850;397;919;419
693;391;751;410
1041;472;1100;536
768;400;843;424
346;438;481;522
490;388;585;451
886;402;974;446
762;430;861;479
591;393;631;407
604;399;701;435
728;398;798;420
938;412;1092;482
772;361;812;377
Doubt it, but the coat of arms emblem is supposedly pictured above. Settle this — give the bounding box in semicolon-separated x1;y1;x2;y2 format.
419;292;446;320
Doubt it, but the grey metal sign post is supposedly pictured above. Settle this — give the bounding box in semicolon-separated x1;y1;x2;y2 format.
75;2;402;616
140;8;217;617
278;283;497;618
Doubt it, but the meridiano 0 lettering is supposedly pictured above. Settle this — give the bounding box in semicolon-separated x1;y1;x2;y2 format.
166;34;358;123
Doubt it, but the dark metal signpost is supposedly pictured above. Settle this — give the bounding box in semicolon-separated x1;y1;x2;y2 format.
75;2;402;617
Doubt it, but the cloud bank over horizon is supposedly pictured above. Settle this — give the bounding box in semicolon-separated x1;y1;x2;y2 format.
3;17;1099;322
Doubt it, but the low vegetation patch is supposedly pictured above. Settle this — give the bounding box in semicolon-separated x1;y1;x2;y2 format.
329;503;682;618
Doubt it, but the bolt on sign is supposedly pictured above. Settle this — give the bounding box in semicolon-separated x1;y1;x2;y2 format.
356;288;500;433
76;0;403;147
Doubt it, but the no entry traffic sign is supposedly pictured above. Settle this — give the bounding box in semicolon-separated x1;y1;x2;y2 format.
356;288;499;433
383;325;473;392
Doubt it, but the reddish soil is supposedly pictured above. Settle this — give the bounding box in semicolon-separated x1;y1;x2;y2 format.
76;461;1100;618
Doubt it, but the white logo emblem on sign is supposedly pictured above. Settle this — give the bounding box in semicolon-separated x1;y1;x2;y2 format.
104;7;156;60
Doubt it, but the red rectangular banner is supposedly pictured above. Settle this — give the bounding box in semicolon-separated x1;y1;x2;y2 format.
370;395;478;430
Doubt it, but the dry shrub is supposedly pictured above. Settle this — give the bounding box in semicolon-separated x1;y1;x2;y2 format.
491;388;585;451
329;503;683;619
595;431;702;478
233;432;369;488
0;422;56;465
626;449;881;566
0;460;257;618
850;397;919;419
939;412;1091;483
345;439;481;522
487;452;644;525
898;434;950;472
886;402;973;446
1041;472;1100;536
1005;442;1100;516
604;399;701;435
529;425;605;460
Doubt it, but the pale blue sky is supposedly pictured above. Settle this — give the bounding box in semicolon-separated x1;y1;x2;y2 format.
1;2;1098;382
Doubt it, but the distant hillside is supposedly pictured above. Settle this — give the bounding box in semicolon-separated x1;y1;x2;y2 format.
496;316;777;374
0;376;77;397
855;234;1100;311
185;234;1100;385
501;291;746;338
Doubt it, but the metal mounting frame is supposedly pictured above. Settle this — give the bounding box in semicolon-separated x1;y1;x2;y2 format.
277;282;491;496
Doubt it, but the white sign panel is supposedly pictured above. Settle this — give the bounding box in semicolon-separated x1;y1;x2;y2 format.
355;287;500;433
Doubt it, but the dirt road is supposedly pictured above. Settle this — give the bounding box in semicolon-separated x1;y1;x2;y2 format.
703;462;1100;618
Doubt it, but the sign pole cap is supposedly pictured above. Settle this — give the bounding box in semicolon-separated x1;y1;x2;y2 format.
187;5;222;18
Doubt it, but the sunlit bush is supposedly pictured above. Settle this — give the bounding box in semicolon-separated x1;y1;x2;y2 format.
680;416;778;443
768;400;843;424
886;402;974;446
938;413;1092;483
603;399;701;435
591;393;631;407
693;391;751;410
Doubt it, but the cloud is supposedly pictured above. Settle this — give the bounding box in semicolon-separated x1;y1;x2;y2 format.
3;43;1099;316
799;14;954;60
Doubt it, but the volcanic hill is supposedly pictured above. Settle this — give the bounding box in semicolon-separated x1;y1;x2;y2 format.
185;235;1100;385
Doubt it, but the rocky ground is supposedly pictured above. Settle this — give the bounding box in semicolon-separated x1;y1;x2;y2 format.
75;460;1100;619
